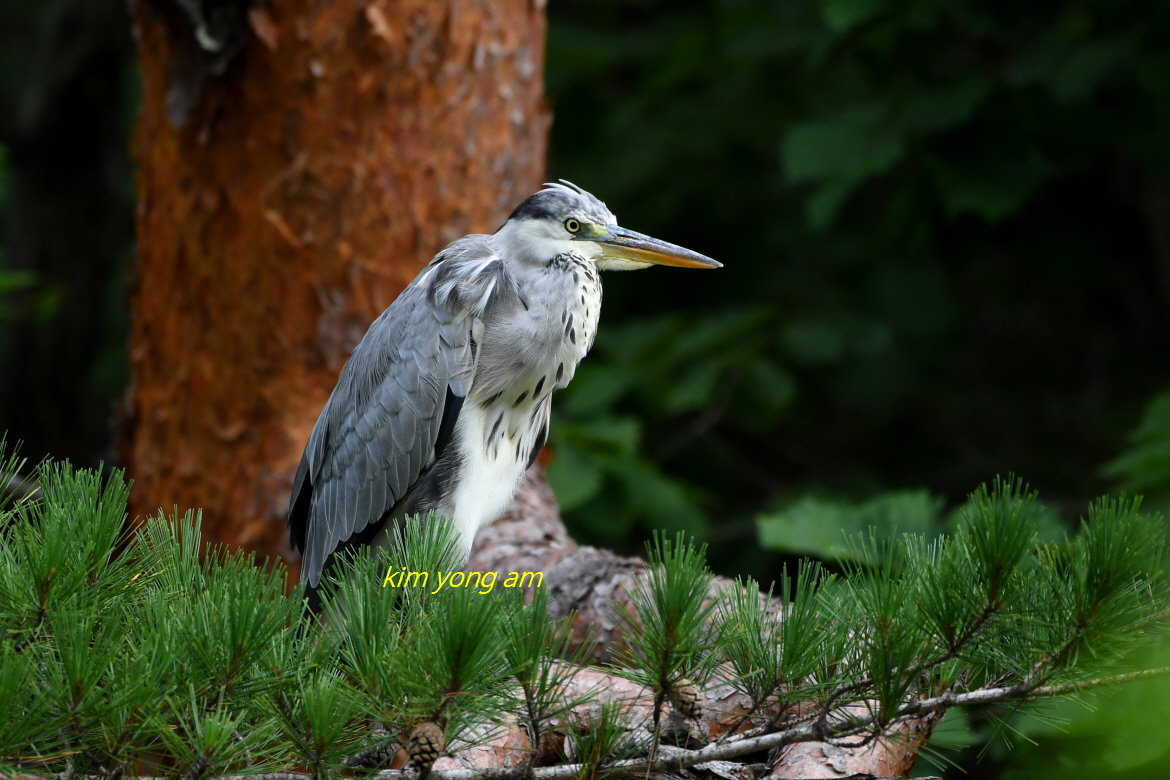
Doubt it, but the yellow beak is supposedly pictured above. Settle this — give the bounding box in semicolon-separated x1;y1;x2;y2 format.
582;225;721;269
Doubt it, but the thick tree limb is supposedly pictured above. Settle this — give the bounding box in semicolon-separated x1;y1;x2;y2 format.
468;466;773;665
464;466;927;777
73;666;1160;780
375;665;1170;780
466;464;643;662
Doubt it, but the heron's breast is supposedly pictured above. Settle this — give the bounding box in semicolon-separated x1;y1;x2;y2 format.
556;259;602;384
473;256;601;399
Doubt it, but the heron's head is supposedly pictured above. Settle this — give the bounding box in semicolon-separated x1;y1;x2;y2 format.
494;181;721;271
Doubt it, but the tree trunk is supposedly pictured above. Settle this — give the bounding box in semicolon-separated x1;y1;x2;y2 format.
121;0;549;571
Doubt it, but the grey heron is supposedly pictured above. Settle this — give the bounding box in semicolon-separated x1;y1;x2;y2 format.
288;181;720;609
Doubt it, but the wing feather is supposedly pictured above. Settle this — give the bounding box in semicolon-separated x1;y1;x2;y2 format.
289;235;506;588
366;438;389;514
354;444;375;537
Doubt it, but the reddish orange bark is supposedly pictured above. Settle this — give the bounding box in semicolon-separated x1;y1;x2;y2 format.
122;0;549;574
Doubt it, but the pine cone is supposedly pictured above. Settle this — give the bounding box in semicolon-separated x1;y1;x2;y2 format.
406;721;446;772
667;678;703;720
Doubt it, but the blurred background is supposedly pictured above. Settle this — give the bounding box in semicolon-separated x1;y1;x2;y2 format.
3;0;1170;776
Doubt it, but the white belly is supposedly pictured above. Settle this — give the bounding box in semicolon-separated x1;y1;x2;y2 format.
443;400;538;556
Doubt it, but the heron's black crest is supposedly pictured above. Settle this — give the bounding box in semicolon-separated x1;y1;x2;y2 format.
505;196;558;223
502;181;614;227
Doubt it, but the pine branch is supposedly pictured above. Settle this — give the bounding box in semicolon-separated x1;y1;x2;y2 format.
893;665;1170;719
7;460;1170;780
32;665;1162;780
381;664;1170;779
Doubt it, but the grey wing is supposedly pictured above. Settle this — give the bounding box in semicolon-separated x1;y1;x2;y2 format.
288;269;480;588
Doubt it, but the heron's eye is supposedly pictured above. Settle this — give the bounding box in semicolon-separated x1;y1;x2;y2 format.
565;218;581;234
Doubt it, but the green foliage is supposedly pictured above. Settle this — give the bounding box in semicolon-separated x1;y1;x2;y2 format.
269;671;363;779
546;0;1170;575
157;694;273;780
985;644;1170;780
1035;495;1167;669
759;479;1070;564
617;534;717;707
917;478;1039;675
727;477;1169;751
0;457;132;642
323;550;400;703
565;701;646;780
397;587;509;732
714;560;827;718
548;307;794;545
758;489;946;561
501;588;594;767
0;643;57;762
3;450;1170;777
0;456;588;777
1104;387;1170;505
